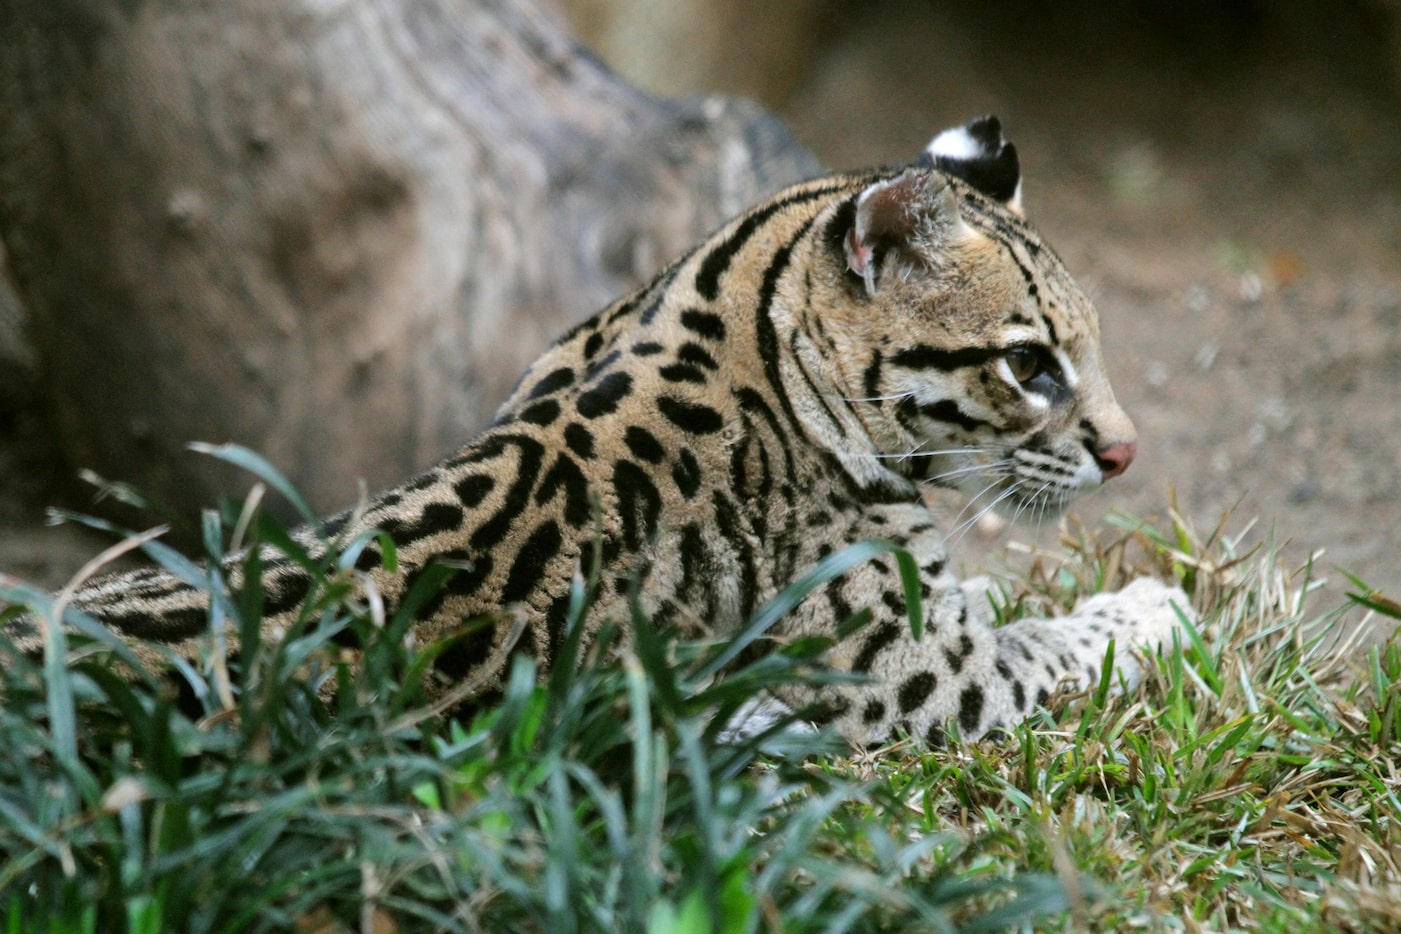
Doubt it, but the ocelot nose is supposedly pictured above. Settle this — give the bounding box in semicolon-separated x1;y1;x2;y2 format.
1094;440;1137;480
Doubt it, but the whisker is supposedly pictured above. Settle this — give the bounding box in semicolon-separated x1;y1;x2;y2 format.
828;391;917;404
943;484;1021;549
1008;478;1055;531
942;476;1016;546
922;459;1015;486
1003;484;1032;530
851;447;985;462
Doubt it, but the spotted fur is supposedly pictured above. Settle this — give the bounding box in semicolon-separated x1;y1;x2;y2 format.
4;117;1191;743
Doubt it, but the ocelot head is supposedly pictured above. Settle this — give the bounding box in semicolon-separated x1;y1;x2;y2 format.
816;116;1136;522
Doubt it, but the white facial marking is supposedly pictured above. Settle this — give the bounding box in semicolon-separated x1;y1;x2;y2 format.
1052;348;1079;389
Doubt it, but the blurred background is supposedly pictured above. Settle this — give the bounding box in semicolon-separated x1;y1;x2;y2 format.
566;0;1401;599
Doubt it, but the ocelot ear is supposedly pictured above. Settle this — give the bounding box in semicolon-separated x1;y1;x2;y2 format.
919;114;1023;216
843;169;970;294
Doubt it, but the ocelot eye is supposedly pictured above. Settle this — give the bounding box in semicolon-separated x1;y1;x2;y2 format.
1004;345;1066;400
1005;347;1042;385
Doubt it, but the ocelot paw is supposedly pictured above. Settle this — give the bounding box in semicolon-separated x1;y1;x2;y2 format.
958;574;999;627
713;695;816;744
1071;577;1195;691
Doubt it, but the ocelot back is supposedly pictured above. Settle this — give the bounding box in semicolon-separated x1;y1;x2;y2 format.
4;117;1190;745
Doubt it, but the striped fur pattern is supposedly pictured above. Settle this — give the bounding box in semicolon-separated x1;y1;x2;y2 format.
5;117;1191;744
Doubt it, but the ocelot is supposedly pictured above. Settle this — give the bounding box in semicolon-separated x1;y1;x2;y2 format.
3;116;1191;745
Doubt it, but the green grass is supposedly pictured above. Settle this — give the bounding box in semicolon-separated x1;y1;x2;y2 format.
1;451;1399;932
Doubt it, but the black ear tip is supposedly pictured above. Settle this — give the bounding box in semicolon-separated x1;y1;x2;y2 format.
1001;140;1020;172
965;114;1005;147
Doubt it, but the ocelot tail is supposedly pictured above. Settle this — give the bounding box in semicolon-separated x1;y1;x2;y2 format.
3;116;1192;745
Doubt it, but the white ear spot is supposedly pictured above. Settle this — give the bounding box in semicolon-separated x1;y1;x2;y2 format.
928;126;989;163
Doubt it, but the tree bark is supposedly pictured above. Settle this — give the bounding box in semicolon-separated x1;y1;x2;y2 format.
0;0;818;518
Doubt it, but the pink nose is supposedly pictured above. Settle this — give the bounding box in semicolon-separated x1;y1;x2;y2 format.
1095;440;1137;480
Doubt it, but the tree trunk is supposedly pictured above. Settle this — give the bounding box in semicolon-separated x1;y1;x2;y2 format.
0;0;818;518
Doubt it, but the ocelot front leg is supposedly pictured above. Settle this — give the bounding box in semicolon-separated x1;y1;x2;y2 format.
775;502;1193;746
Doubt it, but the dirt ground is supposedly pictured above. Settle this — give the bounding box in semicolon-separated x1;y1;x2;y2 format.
2;4;1399;625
